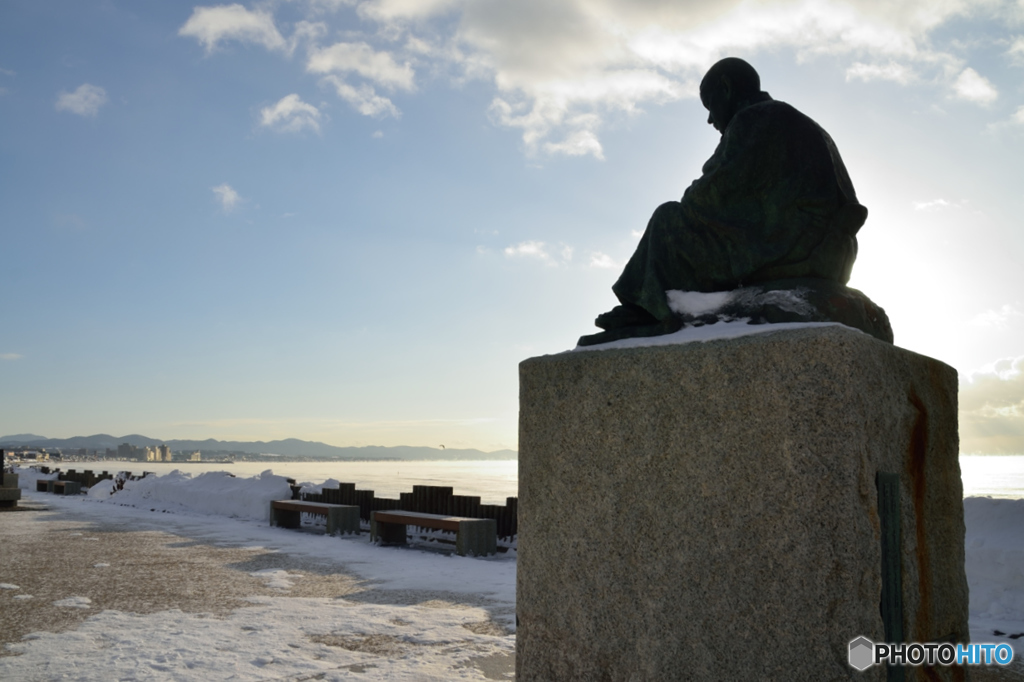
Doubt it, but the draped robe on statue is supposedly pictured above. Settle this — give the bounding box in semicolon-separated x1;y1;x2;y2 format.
612;93;865;323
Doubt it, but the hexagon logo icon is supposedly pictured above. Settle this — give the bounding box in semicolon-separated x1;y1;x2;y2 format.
849;636;874;671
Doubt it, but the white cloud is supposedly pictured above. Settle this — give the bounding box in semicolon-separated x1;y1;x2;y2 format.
912;198;963;211
952;67;998;104
181;0;1021;157
55;84;107;117
985;104;1024;132
845;61;914;84
489;74;674;159
305;0;358;13
448;0;987;155
323;76;400;117
212;183;241;212
961;356;1024;454
259;94;322;132
0;66;14;76
504;240;550;260
358;0;465;22
1009;36;1024;62
179;4;286;54
970;304;1024;329
289;20;327;52
1;353;23;361
503;240;574;266
589;252;618;269
544;130;604;159
307;42;415;90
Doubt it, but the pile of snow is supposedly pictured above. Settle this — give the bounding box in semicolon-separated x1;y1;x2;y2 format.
84;469;292;522
14;467;59;489
296;477;342;496
666;290;734;316
666;287;815;318
965;496;1024;622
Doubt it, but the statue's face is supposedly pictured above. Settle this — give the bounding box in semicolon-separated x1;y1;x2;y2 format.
700;76;735;133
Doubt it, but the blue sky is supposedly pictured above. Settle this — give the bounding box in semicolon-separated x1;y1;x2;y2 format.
2;0;1024;453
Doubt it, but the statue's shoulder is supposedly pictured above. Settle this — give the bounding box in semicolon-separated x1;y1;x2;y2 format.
731;99;833;158
739;99;816;128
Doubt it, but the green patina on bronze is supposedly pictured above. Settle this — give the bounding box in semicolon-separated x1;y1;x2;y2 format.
580;58;892;347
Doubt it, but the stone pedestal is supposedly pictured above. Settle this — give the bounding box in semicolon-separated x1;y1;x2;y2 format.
517;326;968;681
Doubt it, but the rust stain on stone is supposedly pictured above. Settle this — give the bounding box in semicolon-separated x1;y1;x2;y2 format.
907;391;932;642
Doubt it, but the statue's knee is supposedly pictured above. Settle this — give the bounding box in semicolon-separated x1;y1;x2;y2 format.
653;201;682;218
646;201;684;232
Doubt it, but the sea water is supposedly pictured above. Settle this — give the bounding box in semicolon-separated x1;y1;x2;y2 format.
959;455;1024;499
55;455;1024;502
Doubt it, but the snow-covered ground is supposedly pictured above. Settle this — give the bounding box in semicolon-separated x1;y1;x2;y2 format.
965;496;1024;649
3;465;1023;680
2;467;516;681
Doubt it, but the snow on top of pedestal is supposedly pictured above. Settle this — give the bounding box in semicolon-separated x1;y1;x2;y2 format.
573;320;849;352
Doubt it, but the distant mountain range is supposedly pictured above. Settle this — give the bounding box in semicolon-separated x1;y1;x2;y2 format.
0;433;517;461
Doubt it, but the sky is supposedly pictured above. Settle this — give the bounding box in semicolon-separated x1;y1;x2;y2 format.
2;0;1024;453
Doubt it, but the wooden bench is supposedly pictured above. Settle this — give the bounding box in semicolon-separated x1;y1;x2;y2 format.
36;480;55;493
52;481;82;495
269;500;360;536
370;510;497;557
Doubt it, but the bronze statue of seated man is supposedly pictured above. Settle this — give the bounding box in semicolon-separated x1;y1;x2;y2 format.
579;58;892;347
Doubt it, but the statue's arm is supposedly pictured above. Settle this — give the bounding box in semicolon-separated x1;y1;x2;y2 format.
680;116;763;221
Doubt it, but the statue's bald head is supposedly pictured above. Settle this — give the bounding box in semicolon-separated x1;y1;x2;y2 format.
699;58;762;133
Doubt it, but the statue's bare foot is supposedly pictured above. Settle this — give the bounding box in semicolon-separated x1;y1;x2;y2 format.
595;304;658;330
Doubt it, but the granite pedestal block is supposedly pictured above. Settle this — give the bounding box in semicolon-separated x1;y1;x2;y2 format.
517;325;968;681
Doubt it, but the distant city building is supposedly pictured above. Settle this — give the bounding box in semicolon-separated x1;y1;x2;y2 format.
189;451;201;462
144;445;173;462
11;450;49;461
